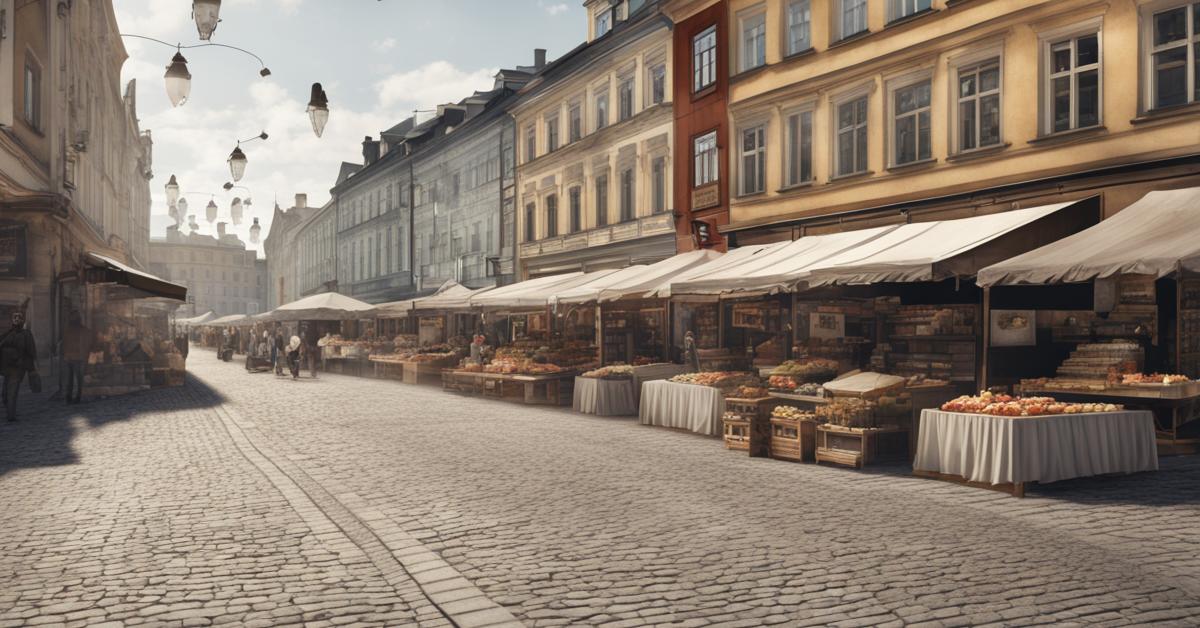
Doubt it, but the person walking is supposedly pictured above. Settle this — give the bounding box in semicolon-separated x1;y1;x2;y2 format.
1;310;39;422
62;311;89;405
286;335;302;380
302;324;319;378
273;328;286;376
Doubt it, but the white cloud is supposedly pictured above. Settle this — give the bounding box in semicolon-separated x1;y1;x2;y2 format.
374;61;498;112
544;3;569;15
371;38;397;53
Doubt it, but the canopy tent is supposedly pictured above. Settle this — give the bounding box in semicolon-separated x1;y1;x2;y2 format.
469;270;624;311
644;242;782;299
176;311;215;327
85;252;188;301
263;292;376;321
375;280;467;318
804;200;1095;287
410;283;495;313
552;250;725;305
978;188;1200;287
206;314;248;326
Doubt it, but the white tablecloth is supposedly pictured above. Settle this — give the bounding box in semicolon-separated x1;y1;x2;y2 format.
573;377;637;416
638;380;725;436
631;364;688;403
914;409;1158;485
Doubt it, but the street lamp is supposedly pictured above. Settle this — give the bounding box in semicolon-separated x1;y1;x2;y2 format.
227;131;267;182
177;197;189;217
164;52;192;107
206;199;219;224
230;197;243;225
165;174;180;205
193;0;222;41
249;217;262;244
307;83;329;138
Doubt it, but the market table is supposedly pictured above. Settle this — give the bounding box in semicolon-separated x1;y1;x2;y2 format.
1018;384;1200;441
630;363;687;403
638;380;725;436
573;377;637;416
442;370;576;405
913;409;1158;496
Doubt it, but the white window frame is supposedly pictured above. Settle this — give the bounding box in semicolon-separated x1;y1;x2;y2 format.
544;193;558;238
737;122;767;196
887;73;934;167
832;86;871;178
569;185;583;232
782;103;815;188
889;0;932;23
1038;19;1103;135
785;0;812;56
693;25;718;92
619;166;636;222
618;74;635;121
836;0;868;41
648;62;667;106
595;87;610;131
524;202;536;242
738;6;767;73
595;173;610;227
594;8;613;38
950;50;1004;154
524;124;537;163
1140;0;1200;111
693;130;719;188
568;100;583;142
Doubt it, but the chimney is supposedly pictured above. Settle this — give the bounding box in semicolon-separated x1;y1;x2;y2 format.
534;48;547;69
294;193;308;208
362;136;380;166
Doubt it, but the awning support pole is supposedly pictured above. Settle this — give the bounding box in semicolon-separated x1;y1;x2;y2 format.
981;286;991;391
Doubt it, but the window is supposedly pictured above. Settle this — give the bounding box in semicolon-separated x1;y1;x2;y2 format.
693;25;717;92
595;91;609;130
569;186;582;232
1146;2;1200;109
595;175;609;226
837;0;867;40
836;96;869;176
892;80;932;165
890;0;931;22
649;64;667;105
785;109;813;187
595;9;612;37
569;103;583;142
524;203;536;242
739;8;767;72
620;168;636;222
739;125;766;195
546;115;559;152
545;194;558;238
693;131;719;187
471;222;481;252
786;1;812;56
651;157;666;213
525;125;537;162
957;59;1002;152
618;76;635;121
1045;32;1100;133
23;59;41;131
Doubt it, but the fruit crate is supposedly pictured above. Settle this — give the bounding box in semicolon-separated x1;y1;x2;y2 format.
769;416;817;462
722;414;751;451
815;424;909;468
725;397;781;457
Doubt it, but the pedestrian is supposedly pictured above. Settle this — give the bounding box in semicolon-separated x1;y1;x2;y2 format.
286;335;302;380
62;310;89;405
0;309;39;422
273;328;286;376
683;330;701;373
302;324;319;378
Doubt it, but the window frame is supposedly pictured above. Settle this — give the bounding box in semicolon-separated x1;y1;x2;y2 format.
524;202;537;242
618;74;635;121
619;167;636;222
568;101;583;142
832;89;871;178
22;51;43;132
888;0;933;24
1038;20;1103;136
950;51;1004;155
569;186;583;232
836;0;868;41
524;125;537;163
693;25;718;93
545;113;560;153
738;5;768;74
737;122;767;197
785;0;813;57
595;8;613;38
595;88;610;131
782;104;815;188
1140;0;1200;112
693;130;719;188
649;63;667;106
651;156;667;213
887;74;934;167
595;174;610;227
544;193;558;238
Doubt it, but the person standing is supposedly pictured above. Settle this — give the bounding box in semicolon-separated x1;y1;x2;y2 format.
1;310;39;422
62;311;89;405
286;335;302;380
274;328;286;376
302;324;319;378
683;330;701;373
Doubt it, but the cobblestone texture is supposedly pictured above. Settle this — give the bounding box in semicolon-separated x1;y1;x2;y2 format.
3;350;1200;628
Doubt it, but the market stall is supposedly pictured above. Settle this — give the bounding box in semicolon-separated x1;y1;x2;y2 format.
638;372;762;436
258;292;378;376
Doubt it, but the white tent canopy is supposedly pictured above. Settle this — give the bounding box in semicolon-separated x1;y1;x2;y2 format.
375;280;475;318
978;188;1200;287
552;265;648;306
206;314;248;326
411;282;494;313
265;292;376;321
804;202;1077;287
176;311;215;327
584;250;723;303
469;270;624;311
645;243;779;299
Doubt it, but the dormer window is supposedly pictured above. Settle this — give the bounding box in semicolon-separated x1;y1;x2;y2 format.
595;8;613;37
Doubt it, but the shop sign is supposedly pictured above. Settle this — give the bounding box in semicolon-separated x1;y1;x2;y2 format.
692;184;719;211
0;221;29;278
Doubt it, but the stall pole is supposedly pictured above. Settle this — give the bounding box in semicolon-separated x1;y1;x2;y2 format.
596;303;604;364
981;286;991;391
1177;273;1184;375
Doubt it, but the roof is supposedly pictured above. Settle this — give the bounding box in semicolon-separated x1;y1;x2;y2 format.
978;187;1200;287
336;162;363;185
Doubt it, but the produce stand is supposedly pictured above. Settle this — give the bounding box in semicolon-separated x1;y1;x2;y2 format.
769;406;818;462
913;408;1158;497
1016;382;1200;441
442;369;576;406
638;380;726;436
815;424;909;468
722;396;780;456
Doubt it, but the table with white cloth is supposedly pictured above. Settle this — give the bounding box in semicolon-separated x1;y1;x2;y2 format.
573;377;638;416
638;380;725;436
913;409;1158;496
630;363;688;403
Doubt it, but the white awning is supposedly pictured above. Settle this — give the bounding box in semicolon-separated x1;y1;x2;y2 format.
804;202;1078;287
375;280;482;317
978;188;1200;287
207;314;248;326
469;270;621;310
411;283;495;313
553;250;725;305
645;243;779;299
265;292;376;321
176;311;215;327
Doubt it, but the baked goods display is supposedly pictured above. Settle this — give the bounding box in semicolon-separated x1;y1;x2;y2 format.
771;405;815;421
1121;373;1190;385
729;385;770;399
814;398;877;428
770;359;840;382
941;391;1123;416
669;371;762;394
582;364;634;379
483;358;570;375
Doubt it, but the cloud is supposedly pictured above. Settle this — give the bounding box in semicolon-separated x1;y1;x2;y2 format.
544;3;569;15
374;61;498;112
371;37;397;53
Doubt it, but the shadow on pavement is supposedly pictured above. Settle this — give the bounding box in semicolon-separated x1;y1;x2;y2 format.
0;371;227;478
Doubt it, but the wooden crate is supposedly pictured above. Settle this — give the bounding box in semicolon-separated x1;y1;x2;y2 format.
769;416;817;462
723;416;751;451
815;424;909;468
725;397;779;457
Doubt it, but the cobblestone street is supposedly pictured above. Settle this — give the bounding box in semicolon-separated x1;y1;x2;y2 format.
2;351;1199;627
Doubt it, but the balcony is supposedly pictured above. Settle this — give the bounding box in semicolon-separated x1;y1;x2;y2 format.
519;212;673;259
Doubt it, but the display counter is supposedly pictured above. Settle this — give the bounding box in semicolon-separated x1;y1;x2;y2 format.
1017;383;1200;440
573;377;637;416
913;409;1158;496
638;380;725;436
442;370;576;406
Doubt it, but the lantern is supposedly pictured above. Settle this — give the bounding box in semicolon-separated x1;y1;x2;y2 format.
306;83;329;138
165;174;180;205
164;52;192;107
206;200;218;224
230;197;243;225
249;217;261;244
177;197;189;217
228;146;247;182
193;0;222;41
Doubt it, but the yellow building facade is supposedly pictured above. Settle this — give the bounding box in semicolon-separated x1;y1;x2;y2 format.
720;0;1200;243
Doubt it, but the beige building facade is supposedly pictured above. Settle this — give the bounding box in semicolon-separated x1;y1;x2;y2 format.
148;229;264;317
513;0;678;278
718;0;1200;243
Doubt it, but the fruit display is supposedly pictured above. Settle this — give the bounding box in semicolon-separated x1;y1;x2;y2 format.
582;364;634;379
769;375;800;390
1122;373;1191;385
484;357;570;375
815;398;877;428
770;359;840;382
669;371;763;395
793;382;823;396
941;391;1123;416
497;341;597;369
729;385;770;399
771;405;815;421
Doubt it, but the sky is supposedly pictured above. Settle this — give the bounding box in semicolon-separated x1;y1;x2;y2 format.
114;0;586;256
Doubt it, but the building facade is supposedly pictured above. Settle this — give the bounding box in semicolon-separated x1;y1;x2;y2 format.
148;228;263;317
512;0;677;278
718;0;1200;244
263;194;317;308
0;0;155;359
295;200;338;297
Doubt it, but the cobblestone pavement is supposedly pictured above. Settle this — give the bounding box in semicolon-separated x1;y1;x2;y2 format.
3;352;1200;628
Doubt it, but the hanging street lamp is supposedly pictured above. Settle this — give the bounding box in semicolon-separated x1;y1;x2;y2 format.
193;0;222;41
249;217;262;244
164;52;192;107
307;83;329;138
177;197;189;217
230;197;244;225
165;174;180;205
227;146;247;182
206;199;219;224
